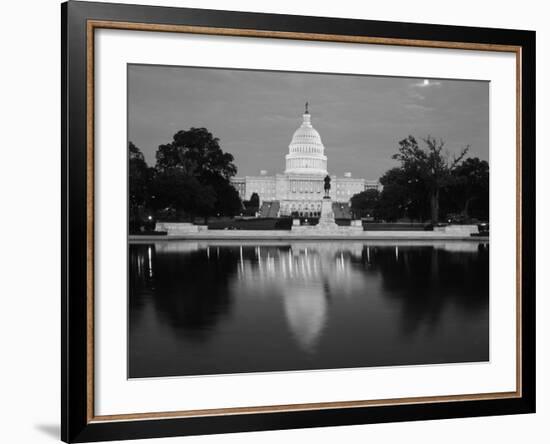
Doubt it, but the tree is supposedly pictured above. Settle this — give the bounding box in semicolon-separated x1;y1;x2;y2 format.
350;189;380;219
214;181;242;218
249;192;260;210
392;136;469;223
243;192;260;215
201;170;242;218
150;168;216;222
128;142;153;231
152;127;241;221
450;157;489;220
377;168;428;221
155;127;237;179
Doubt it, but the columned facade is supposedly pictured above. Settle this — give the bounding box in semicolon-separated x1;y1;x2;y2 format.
231;107;380;217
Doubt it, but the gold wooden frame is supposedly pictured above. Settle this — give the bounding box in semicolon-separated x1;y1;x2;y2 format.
85;20;523;424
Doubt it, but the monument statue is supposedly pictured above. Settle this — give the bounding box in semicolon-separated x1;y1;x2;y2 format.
323;175;331;198
292;172;361;232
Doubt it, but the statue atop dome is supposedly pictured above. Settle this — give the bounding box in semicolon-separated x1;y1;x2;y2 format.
305;101;309;114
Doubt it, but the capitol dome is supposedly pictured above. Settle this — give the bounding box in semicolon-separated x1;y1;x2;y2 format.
285;105;328;176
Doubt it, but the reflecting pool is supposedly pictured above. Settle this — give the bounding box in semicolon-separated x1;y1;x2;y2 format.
129;240;489;378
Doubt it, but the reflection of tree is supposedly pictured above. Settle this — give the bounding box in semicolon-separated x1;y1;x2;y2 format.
366;244;489;335
130;244;238;341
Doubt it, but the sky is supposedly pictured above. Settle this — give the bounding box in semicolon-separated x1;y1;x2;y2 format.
128;65;489;180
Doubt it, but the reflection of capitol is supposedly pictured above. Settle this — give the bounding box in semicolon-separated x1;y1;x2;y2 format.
235;243;365;283
133;240;488;355
230;106;380;217
282;282;327;352
232;243;370;352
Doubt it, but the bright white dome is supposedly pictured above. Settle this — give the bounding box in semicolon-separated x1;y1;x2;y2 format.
285;111;328;176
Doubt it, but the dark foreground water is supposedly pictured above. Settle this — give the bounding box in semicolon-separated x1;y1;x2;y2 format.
129;241;489;378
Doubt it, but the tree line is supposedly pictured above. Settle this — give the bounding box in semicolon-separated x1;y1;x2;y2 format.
129;127;242;232
130;127;489;231
350;136;489;223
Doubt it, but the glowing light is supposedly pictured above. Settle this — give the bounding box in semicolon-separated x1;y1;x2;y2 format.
239;246;244;273
147;246;153;277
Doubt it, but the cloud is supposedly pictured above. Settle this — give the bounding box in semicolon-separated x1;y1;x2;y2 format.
404;103;434;112
409;90;426;101
411;79;442;88
259;114;295;124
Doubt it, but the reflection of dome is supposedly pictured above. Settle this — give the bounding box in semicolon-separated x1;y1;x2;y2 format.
282;283;327;352
285;109;328;175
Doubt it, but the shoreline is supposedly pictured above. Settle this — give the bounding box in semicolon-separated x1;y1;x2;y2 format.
129;230;489;242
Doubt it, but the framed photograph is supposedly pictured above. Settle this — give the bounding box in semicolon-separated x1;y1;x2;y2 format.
62;1;535;442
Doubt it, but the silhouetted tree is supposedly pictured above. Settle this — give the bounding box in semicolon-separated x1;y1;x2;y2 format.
243;192;260;215
150;168;216;222
155;127;237;179
450;157;489;220
201;170;242;218
377;168;429;221
152;127;241;222
392;136;469;223
350;189;380;219
249;192;260;209
129;142;154;231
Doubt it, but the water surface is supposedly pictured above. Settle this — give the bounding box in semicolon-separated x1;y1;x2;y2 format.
129;240;489;378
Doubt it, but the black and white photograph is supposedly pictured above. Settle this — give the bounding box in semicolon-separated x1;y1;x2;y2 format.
128;65;490;379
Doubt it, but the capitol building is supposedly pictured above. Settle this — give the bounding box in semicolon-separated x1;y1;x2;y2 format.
231;105;380;218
